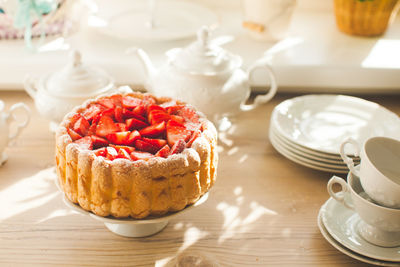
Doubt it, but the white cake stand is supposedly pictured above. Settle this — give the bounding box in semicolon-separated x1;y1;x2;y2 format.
58;182;208;237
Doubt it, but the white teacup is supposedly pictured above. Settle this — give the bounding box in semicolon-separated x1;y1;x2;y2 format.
328;170;400;247
0;100;30;165
340;137;400;208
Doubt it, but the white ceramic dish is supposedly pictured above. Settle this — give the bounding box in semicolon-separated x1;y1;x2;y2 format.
269;129;348;173
319;197;400;262
56;178;209;237
271;95;400;155
270;125;360;162
317;209;400;266
90;0;218;41
271;127;355;165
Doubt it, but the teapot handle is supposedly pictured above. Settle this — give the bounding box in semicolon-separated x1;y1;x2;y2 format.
6;103;31;144
240;60;277;112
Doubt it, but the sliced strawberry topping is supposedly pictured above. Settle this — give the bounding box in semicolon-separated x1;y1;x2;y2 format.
114;106;124;123
139;121;166;138
96;116;119;137
68;128;82;141
166;120;192;147
68;94;203;161
170;139;186;155
155;144;170;158
135;139;159;154
107;131;130;145
148;110;170;125
126;118;148;130
73;117;90;136
116;148;131;159
91;135;109;149
122;108;146;121
130;151;154;161
82;104;104;121
126;130;141;146
186;130;201;147
122;96;142;108
106;147;118;160
98;98;115;109
75;136;93;150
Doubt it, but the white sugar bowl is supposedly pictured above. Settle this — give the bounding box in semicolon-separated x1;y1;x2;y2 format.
134;26;277;128
0;100;30;165
24;50;115;130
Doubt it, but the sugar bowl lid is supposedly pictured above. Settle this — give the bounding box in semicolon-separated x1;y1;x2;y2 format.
44;50;113;97
170;26;242;75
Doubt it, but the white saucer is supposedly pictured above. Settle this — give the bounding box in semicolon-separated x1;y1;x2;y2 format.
317;209;400;266
56;177;208;237
271;94;400;155
319;197;400;262
90;0;218;41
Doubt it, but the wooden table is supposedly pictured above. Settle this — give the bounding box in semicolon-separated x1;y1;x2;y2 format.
1;91;399;266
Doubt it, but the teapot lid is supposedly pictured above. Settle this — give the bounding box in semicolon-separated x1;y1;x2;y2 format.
171;27;241;75
44;50;113;97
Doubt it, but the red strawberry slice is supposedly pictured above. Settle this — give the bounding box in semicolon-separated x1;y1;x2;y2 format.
101;108;115;119
122;96;142;108
148;110;170;125
116;148;131;159
147;104;166;113
107;131;130;145
167;119;185;128
122;108;146;121
126;130;141;146
186;130;201;147
170;115;185;124
114;106;124;123
82;104;104;121
126;118;149;130
74;136;93;150
142;137;167;150
91;135;109;149
177;106;199;123
68;128;82;141
111;145;135;154
110;94;122;107
98;98;115;109
139;121;166;138
96;116;119;137
166;120;192;146
133;105;146;117
116;122;128;132
130;151;154;161
170;139;186;155
87;123;97;135
134;139;159;154
106;147;118;160
73;117;90;136
166;105;185;115
69;113;82;125
94;147;107;157
155;144;170;158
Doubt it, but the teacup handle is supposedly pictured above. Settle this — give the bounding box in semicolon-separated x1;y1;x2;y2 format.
327;176;354;210
240;60;278;112
339;137;360;176
6;103;31;144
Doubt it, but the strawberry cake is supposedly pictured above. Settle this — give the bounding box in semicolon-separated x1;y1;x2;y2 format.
55;92;218;219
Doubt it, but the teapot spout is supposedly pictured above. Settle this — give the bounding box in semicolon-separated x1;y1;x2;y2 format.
129;47;157;79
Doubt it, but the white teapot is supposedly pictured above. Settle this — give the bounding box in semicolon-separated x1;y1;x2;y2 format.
134;26;277;124
24;50;115;131
0;100;30;165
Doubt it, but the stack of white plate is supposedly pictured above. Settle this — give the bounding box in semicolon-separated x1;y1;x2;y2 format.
269;94;400;173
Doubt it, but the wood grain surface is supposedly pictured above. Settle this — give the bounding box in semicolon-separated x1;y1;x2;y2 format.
0;91;399;267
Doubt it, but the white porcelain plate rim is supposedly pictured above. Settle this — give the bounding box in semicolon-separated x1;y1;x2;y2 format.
269;129;348;173
271;94;400;155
